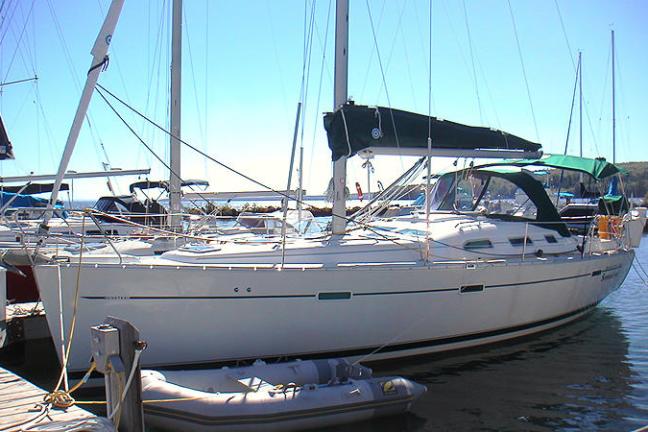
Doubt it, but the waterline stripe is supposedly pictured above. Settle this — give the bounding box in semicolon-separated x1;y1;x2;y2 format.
485;272;590;288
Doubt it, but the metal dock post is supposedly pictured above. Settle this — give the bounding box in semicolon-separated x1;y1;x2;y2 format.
91;316;145;432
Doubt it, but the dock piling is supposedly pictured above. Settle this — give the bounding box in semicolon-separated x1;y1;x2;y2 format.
90;316;145;432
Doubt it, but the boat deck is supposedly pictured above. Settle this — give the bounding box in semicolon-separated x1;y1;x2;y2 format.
0;365;106;431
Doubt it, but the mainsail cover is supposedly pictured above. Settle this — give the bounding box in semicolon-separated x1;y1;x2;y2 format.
0;114;15;160
324;102;541;161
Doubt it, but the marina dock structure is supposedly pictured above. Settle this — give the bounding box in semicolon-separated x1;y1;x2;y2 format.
0;365;112;431
1;302;49;348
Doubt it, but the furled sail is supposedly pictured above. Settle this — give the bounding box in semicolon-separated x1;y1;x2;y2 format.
0;114;15;160
323;102;542;161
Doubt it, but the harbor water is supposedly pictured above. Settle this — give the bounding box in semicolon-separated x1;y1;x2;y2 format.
1;238;647;431
326;236;648;431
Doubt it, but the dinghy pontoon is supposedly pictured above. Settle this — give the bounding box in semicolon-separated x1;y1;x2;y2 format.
141;359;426;432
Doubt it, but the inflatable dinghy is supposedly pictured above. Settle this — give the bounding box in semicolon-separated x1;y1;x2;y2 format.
141;358;426;432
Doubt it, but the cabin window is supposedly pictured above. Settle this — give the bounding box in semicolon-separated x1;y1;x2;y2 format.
464;239;493;250
460;284;485;293
318;292;351;300
545;235;558;244
509;237;532;247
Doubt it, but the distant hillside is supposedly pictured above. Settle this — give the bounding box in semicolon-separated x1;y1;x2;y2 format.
546;161;648;203
547;161;648;203
617;161;648;202
474;160;648;203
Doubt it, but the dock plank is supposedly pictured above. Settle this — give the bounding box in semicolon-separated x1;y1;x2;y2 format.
0;365;103;432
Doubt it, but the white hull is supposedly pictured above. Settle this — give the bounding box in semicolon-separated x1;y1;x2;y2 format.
34;249;633;373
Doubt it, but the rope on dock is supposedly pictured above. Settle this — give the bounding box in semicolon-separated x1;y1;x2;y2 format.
0;403;48;432
23;417;115;431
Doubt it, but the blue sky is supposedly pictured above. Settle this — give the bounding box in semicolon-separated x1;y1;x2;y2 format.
0;0;646;200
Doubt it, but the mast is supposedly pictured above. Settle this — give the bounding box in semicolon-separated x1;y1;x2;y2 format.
578;51;582;159
331;0;349;235
297;145;303;220
169;0;183;229
40;0;125;234
611;30;616;164
578;51;583;184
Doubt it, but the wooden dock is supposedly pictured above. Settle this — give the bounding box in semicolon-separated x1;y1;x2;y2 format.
0;365;111;431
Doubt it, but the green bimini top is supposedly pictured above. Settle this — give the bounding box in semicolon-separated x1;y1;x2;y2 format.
481;154;625;180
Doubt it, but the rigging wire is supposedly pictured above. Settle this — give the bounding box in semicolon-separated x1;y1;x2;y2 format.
378;1;413;104
0;0;20;46
298;0;317;156
424;0;433;261
94;83;418;250
613;50;631;162
461;0;483;124
358;0;386;101
7;0;37;78
138;0;169;171
297;0;318;209
44;0;109;174
203;0;209;178
595;47;611;147
554;55;581;206
183;9;208;178
398;3;422;112
411;2;431;112
365;0;404;171
506;0;540;142
280;0;317;264
306;0;333;188
264;0;289;113
553;0;576;70
437;0;475;115
1;0;35;83
562;57;581;155
95;86;209;215
96;83;292;209
474;53;502;130
553;0;602;157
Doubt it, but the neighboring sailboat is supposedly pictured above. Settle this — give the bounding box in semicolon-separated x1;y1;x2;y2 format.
0;114;15;160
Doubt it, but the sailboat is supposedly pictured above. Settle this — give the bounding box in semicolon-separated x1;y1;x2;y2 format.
0;114;15;161
31;0;643;375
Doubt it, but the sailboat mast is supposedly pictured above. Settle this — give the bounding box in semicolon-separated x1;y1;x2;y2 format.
40;0;125;233
169;0;183;229
578;51;582;159
331;0;349;235
611;30;616;164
